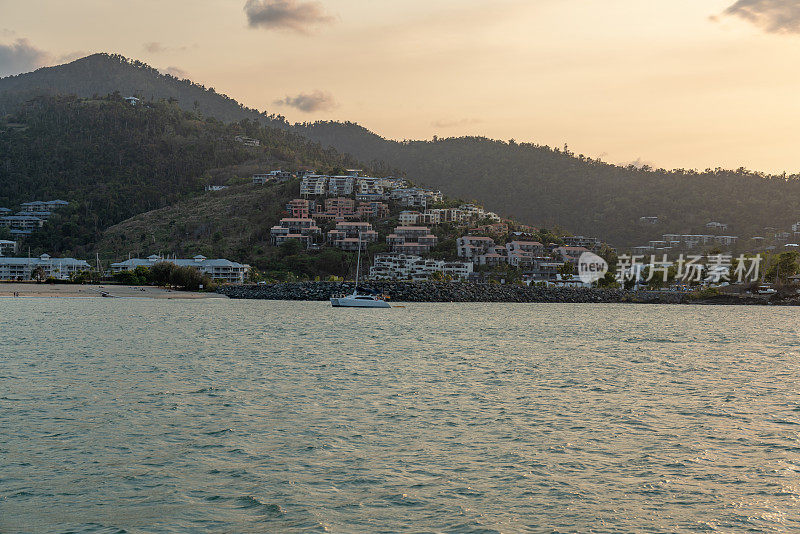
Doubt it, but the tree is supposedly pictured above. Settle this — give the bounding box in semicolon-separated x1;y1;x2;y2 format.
31;266;46;282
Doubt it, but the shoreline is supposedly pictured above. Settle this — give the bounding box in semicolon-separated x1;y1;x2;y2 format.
0;282;227;299
216;281;784;305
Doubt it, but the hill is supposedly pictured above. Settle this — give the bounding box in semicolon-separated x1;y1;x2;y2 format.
294;122;800;247
0;53;289;127
0;93;365;257
4;54;800;247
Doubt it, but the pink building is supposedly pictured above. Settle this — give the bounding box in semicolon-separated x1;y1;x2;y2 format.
386;226;438;254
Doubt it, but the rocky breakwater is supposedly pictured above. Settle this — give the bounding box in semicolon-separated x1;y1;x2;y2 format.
218;282;704;304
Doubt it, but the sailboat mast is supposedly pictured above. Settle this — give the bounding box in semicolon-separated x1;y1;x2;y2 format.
354;232;362;295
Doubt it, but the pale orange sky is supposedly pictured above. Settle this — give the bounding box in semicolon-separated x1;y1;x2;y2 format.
2;0;800;173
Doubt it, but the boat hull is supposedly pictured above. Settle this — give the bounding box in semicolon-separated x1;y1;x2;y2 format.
330;296;391;308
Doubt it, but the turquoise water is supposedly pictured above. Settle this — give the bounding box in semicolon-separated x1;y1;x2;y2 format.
2;299;800;533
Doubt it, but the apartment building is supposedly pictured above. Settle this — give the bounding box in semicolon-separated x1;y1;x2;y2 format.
386;226;438;254
0;240;18;256
369;253;472;281
0;254;90;281
270;218;322;248
300;175;329;196
111;254;249;283
327;222;378;251
253;170;293;185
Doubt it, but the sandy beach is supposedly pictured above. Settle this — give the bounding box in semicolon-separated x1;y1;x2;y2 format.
0;283;227;299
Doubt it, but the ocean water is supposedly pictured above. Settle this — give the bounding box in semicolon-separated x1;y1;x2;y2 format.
2;299;800;533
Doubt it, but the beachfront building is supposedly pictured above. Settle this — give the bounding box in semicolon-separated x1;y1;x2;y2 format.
369;253;473;281
110;255;249;283
327;222;378;251
0;254;91;281
270;218;322;248
0;240;17;256
386;226;438;255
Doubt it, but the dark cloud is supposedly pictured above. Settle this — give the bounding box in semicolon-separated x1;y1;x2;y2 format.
431;118;483;128
0;38;50;77
244;0;334;33
160;66;190;79
273;90;337;112
721;0;800;33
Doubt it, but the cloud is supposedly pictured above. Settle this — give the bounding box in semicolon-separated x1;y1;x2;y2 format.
144;42;165;53
244;0;334;33
431;118;483;128
0;38;50;77
721;0;800;33
273;90;337;112
160;66;191;79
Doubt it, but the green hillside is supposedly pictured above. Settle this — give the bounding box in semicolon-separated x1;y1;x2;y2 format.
4;53;800;248
0;94;365;257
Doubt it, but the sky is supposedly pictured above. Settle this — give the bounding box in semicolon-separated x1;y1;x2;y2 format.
1;0;800;173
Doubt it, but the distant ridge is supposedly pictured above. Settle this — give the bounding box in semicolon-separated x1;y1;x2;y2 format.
3;54;800;247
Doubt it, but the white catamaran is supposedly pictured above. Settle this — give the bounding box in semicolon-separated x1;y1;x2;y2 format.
330;233;391;308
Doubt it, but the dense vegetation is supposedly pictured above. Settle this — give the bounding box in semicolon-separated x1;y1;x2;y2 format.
295;122;800;246
0;94;364;257
4;53;800;249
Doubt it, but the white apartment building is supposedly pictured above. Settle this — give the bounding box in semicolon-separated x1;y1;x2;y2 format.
300;175;329;196
111;255;249;283
0;254;91;280
457;236;498;259
0;214;46;235
0;240;17;256
327;176;355;196
369;253;473;281
399;210;421;225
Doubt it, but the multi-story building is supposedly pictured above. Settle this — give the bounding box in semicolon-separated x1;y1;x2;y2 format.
386;226;438;255
270;218;322;248
399;211;421;225
110;255;249;283
327;222;378;251
390;188;443;208
457;236;497;260
20;200;69;213
300;175;329;196
0;214;46;235
0;240;18;256
562;236;600;250
553;246;590;265
356;202;389;219
0;254;91;281
323;197;356;218
369;253;472;281
355;177;386;198
286;199;315;218
253;170;293;185
327;176;355;197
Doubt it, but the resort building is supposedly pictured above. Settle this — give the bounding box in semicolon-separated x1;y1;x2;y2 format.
356;201;389;219
286;199;315;218
327;176;355;197
0;240;18;256
0;214;46;235
386;226;438;255
369;253;473;281
21;200;69;213
457;236;498;260
110;255;249;283
553;246;590;265
300;175;329;196
327;222;378;251
0;254;90;281
270;218;322;248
